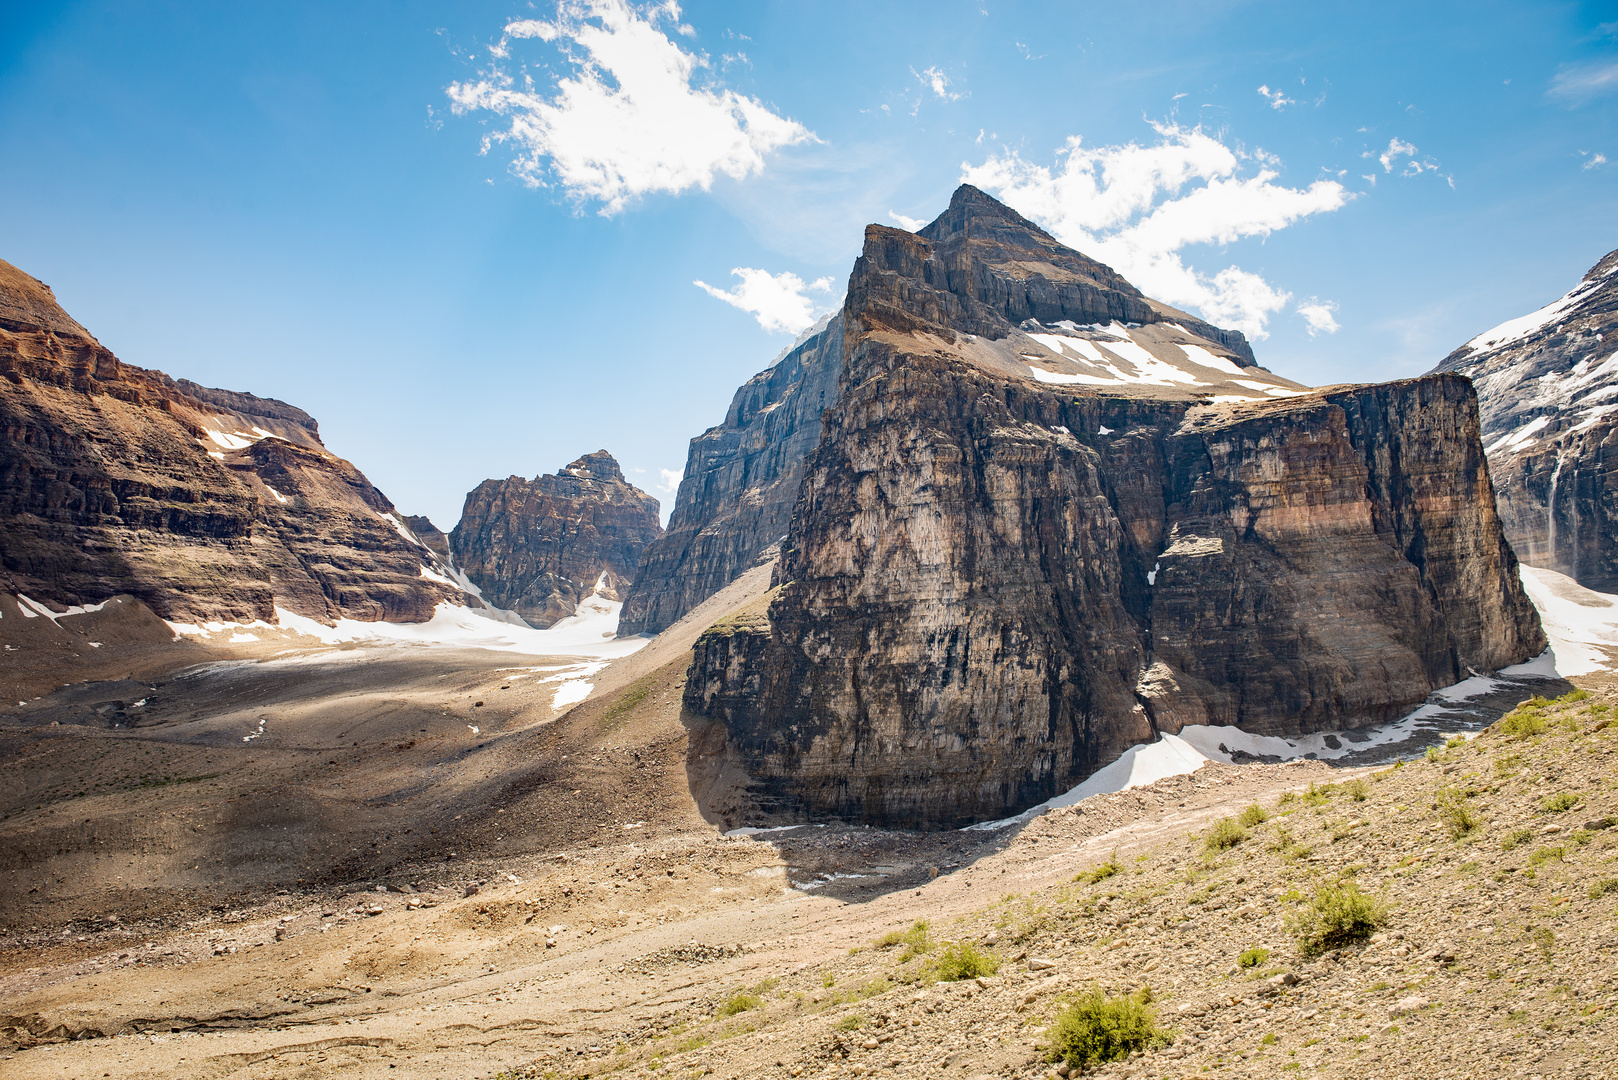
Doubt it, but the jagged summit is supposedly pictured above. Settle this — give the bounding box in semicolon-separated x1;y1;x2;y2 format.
450;451;663;628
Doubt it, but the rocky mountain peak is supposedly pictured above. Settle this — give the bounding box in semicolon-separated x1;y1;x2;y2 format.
562;449;627;484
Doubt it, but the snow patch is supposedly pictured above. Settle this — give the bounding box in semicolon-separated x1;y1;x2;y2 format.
1517;565;1618;676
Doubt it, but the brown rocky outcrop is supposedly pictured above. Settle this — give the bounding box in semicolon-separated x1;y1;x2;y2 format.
1433;249;1618;589
0;257;461;624
618;315;843;636
449;451;662;628
683;186;1544;829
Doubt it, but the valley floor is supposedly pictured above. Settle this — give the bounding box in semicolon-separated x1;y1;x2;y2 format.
2;684;1617;1079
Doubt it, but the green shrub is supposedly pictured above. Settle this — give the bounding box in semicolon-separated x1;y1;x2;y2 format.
1527;845;1565;868
929;941;999;982
1080;853;1121;884
832;1014;863;1032
1301;782;1332;807
1557;688;1590;704
719;990;762;1016
1205;817;1247;851
1540;792;1580;813
1345;779;1369;803
1238;803;1269;828
1290;882;1389;957
1435;786;1482;839
1587;878;1618;900
1501;827;1534;851
1238;946;1271;969
1047;987;1168;1069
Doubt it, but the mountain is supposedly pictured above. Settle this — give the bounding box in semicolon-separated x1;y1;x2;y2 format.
448;451;663;628
621;188;1299;638
618;313;844;636
0;257;462;625
1432;248;1618;589
681;185;1544;829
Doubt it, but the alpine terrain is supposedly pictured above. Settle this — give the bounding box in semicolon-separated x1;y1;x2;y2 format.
1434;248;1618;590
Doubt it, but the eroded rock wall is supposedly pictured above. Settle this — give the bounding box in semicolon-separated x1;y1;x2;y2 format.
449;451;662;628
683;190;1544;830
618;315;842;636
0;258;458;624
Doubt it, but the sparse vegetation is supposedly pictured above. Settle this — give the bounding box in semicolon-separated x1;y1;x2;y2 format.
1345;779;1368;802
1435;786;1482;839
718;990;762;1016
1501;827;1534;852
1290;882;1389;956
1238;946;1271;969
875;919;931;961
1205;817;1247;851
1587;878;1618;900
1238;803;1269;828
929;941;999;981
1078;852;1121;884
1540;791;1581;813
1497;701;1548;738
1047;987;1168;1070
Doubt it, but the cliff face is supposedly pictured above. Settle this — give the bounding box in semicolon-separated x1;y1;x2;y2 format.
1433;249;1618;589
683;187;1544;830
618;315;842;636
448;451;662;628
0;258;460;624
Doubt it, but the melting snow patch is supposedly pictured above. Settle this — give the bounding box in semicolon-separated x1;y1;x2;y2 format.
419;564;457;586
263;485;289;505
965;734;1212;831
17;596;110;622
1517;565;1618;676
551;679;593;710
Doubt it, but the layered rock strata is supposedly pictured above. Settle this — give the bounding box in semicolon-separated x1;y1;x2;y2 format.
0;258;460;624
619;315;843;636
1433;249;1618;589
684;187;1544;829
449;451;662;628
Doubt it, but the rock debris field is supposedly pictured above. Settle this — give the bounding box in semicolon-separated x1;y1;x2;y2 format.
2;688;1616;1079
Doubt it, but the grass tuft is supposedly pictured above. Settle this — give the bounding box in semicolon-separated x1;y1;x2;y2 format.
1204;817;1247;851
928;941;999;982
1238;803;1269;828
1290;881;1389;957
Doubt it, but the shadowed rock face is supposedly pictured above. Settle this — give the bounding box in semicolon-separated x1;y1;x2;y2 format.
449;452;662;628
683;186;1545;830
1433;249;1618;590
618;315;843;636
0;257;460;624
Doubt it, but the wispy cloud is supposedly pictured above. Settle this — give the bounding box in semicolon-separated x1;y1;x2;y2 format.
694;267;834;333
913;66;962;101
1583;150;1609;170
1370;137;1452;186
446;1;811;214
961;123;1350;339
1549;59;1618;104
656;468;682;494
1296;297;1341;336
888;211;926;231
1257;84;1295;110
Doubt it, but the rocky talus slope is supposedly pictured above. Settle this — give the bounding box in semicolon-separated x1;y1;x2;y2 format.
4;686;1613;1080
450;451;662;627
0;257;459;624
685;186;1545;829
619;314;843;636
1433;248;1618;590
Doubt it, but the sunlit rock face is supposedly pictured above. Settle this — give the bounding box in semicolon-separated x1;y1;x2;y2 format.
684;186;1544;830
1434;249;1618;590
0;257;460;625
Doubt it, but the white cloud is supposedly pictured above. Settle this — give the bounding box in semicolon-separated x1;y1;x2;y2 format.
888;211;927;231
1582;151;1609;170
960;123;1349;339
1549;60;1618;104
657;468;682;494
1297;297;1341;336
446;1;812;214
913;66;961;101
1378;137;1418;172
694;268;834;334
1257;84;1295;109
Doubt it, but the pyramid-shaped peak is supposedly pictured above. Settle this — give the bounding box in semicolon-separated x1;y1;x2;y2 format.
917;184;1057;245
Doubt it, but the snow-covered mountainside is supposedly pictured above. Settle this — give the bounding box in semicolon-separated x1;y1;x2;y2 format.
1434;248;1618;589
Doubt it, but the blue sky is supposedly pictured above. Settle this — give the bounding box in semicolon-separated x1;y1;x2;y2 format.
2;1;1615;528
